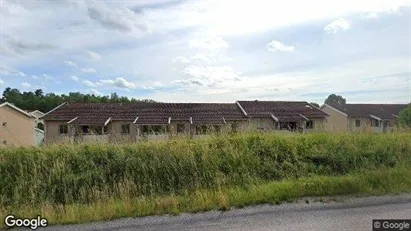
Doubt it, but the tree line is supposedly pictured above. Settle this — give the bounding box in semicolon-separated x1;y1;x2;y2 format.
1;87;156;113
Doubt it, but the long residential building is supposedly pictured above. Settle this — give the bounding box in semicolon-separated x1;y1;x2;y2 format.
41;100;328;144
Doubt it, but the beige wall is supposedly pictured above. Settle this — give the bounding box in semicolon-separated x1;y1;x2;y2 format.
309;118;326;131
0;106;36;147
321;105;348;132
248;118;277;131
107;121;137;142
44;120;72;144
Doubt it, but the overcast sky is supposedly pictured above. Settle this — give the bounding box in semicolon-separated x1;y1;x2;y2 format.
1;0;410;104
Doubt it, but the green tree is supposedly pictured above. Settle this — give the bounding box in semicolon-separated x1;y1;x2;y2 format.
398;104;411;127
0;87;156;112
310;102;320;108
324;94;346;105
35;89;44;97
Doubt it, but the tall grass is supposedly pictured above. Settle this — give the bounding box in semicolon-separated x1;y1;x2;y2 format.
1;132;410;209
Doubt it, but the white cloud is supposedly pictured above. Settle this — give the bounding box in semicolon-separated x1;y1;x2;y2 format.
81;68;97;73
266;40;295;52
324;18;351;34
32;75;39;79
87;2;150;36
0;64;26;77
175;65;242;88
21;82;31;88
172;56;190;63
100;77;136;89
71;75;79;82
1;38;56;56
83;80;97;87
0;79;4;85
65;60;77;67
139;0;410;36
89;88;102;95
87;50;102;61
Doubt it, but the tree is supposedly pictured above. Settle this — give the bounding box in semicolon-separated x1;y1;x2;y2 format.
310;102;320;108
0;86;156;112
324;94;346;105
34;89;44;97
398;104;411;127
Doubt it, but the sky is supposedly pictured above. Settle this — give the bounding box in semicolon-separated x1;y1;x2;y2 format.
0;0;410;104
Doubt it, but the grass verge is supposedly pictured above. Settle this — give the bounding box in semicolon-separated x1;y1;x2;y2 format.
2;165;411;228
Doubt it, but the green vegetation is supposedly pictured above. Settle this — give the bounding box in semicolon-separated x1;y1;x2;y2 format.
1;132;411;227
1;87;156;113
399;104;411;127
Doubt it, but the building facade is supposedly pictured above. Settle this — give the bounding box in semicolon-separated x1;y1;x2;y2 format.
320;103;407;133
42;100;329;144
0;102;37;147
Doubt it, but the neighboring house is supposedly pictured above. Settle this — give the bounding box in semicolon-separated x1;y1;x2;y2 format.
0;102;37;147
42;100;329;144
28;110;45;129
236;101;328;132
320;103;408;133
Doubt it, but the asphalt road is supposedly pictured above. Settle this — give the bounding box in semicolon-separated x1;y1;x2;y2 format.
25;194;411;231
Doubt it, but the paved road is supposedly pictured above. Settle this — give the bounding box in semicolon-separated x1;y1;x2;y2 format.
32;194;411;230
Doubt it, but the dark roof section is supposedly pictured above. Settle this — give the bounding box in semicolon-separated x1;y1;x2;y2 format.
42;102;248;125
327;103;408;119
237;100;328;122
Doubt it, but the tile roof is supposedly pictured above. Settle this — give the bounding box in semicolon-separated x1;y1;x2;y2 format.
237;100;328;122
42;102;248;125
327;103;408;120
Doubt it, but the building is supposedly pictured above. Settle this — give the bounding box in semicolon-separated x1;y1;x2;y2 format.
41;100;329;144
27;110;45;129
320;103;408;133
41;102;249;144
0;102;38;147
236;101;328;132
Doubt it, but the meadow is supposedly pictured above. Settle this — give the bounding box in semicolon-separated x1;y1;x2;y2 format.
1;132;411;227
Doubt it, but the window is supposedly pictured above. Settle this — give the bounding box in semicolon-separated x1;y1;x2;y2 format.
121;124;131;134
141;125;150;135
37;122;44;130
59;124;68;134
2;122;6;127
81;126;89;134
355;119;361;127
177;123;185;133
2;140;6;145
306;121;314;129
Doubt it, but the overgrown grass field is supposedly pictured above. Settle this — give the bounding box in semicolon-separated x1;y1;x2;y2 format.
1;132;411;227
